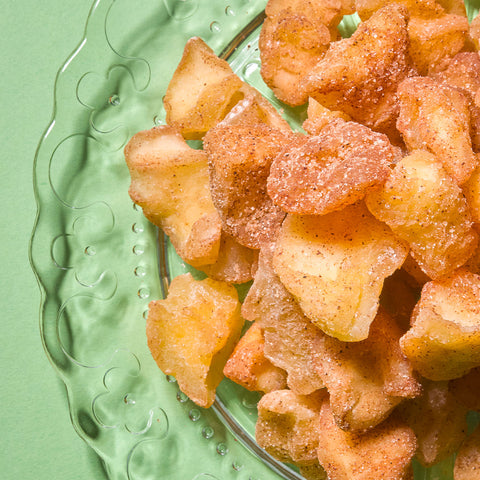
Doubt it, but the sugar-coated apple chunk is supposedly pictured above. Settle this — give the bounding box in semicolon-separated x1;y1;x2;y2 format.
400;269;480;381
223;322;287;393
197;233;258;284
259;8;332;106
398;378;469;467
365;150;478;279
124;126;221;267
273;203;409;342
408;14;469;76
163;37;243;139
301;4;412;134
317;401;417;480
204;123;293;249
255;390;325;466
396;76;477;185
431;52;480;151
267;119;399;216
146;273;243;408
242;243;324;394
314;308;421;432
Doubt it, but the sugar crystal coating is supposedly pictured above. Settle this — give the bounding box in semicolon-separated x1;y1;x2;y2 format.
268;119;400;215
204;123;293;249
396;76;477;185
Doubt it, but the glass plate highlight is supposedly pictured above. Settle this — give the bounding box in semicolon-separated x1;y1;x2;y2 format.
30;1;480;479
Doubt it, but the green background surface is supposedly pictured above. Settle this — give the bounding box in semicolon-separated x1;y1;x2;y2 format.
1;2;107;479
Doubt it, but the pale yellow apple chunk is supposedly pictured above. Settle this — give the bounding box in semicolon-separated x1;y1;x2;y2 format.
365;150;478;279
146;273;243;408
273;203;409;342
408;14;469;76
125;125;221;267
400;268;480;381
163;37;243;139
223;323;287;393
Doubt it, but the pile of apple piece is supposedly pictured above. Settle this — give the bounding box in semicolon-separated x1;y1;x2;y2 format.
124;0;480;478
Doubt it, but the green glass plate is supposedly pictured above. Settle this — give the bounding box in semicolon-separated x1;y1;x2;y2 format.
30;1;480;479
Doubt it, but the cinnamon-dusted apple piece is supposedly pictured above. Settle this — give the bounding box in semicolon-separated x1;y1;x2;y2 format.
259;0;335;106
125;125;221;267
430;52;480;151
470;12;480;49
314;308;421;432
204;123;293;249
259;10;330;106
242;243;324;394
400;268;480;381
223;322;287;393
268;119;399;216
355;0;443;20
301;4;412;135
408;14;469;75
265;0;354;29
365;150;478;279
317;401;417;480
197;233;258;284
256;389;325;466
396;76;477;185
398;378;469;467
146;273;243;408
273;203;408;342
